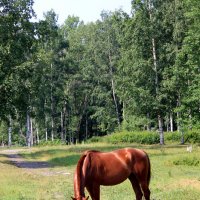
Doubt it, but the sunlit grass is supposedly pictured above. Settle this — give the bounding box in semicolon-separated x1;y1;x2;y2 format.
0;143;200;199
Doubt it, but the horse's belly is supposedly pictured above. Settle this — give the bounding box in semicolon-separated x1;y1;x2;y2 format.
97;169;130;186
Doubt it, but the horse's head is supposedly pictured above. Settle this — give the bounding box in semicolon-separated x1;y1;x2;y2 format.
71;196;89;200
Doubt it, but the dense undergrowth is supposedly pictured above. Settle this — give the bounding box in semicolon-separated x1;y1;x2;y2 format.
87;130;200;145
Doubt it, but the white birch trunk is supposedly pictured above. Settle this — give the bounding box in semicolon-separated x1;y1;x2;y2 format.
148;0;164;144
45;113;48;141
45;128;48;141
85;113;88;140
36;127;40;144
51;119;54;142
177;95;181;132
158;115;164;145
61;111;64;141
51;63;54;142
26;112;31;147
8;115;12;147
30;117;33;146
108;52;120;128
166;114;169;132
170;112;173;132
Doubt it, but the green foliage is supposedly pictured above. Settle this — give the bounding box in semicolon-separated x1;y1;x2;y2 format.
104;131;159;144
12;134;26;146
88;130;200;145
121;115;152;131
87;136;104;143
187;130;200;143
165;130;200;144
1;0;200;146
0;122;7;145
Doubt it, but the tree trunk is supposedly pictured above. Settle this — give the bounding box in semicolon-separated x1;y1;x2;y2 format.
45;113;48;141
170;112;173;132
30;117;33;146
50;63;54;141
45;128;48;141
85;113;88;140
148;0;164;144
147;0;159;94
61;111;64;141
176;95;181;132
60;101;67;143
158;115;164;145
26;111;31;147
36;126;40;144
166;114;169;132
181;128;184;144
146;113;151;131
8;115;12;147
51;118;54;142
108;46;120;128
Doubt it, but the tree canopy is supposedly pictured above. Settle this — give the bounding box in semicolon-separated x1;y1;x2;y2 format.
0;0;200;146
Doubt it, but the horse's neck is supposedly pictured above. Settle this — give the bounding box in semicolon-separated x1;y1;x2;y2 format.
74;154;87;198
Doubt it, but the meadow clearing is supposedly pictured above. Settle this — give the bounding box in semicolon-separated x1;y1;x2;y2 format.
0;143;200;200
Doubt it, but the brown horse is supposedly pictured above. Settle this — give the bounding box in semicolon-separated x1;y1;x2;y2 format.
72;148;151;200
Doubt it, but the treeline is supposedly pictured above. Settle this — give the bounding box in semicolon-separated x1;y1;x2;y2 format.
0;0;200;146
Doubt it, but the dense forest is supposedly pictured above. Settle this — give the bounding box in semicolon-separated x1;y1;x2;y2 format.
0;0;200;146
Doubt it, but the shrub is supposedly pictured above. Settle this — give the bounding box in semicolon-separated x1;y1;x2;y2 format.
87;136;103;143
187;130;200;143
165;130;200;144
103;131;160;145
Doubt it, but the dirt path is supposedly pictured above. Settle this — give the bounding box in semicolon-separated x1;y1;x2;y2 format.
1;149;70;176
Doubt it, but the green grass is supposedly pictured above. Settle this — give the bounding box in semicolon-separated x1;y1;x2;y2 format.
0;143;200;199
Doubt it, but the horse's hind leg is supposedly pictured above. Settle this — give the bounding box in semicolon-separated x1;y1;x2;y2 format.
128;173;143;200
140;182;150;200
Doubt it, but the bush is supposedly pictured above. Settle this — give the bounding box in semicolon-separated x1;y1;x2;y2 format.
187;130;200;143
87;136;104;143
103;131;160;145
165;131;181;142
165;130;200;144
86;130;200;145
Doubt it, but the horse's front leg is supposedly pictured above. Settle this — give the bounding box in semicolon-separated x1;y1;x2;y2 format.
86;184;100;200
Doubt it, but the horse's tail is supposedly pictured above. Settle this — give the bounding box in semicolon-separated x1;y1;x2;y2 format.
146;152;151;186
74;152;87;196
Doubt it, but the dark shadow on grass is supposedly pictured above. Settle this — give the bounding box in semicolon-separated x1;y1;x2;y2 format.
0;159;50;169
48;154;81;167
0;153;51;169
13;160;50;169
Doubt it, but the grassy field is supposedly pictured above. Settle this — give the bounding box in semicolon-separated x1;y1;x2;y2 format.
0;143;200;200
